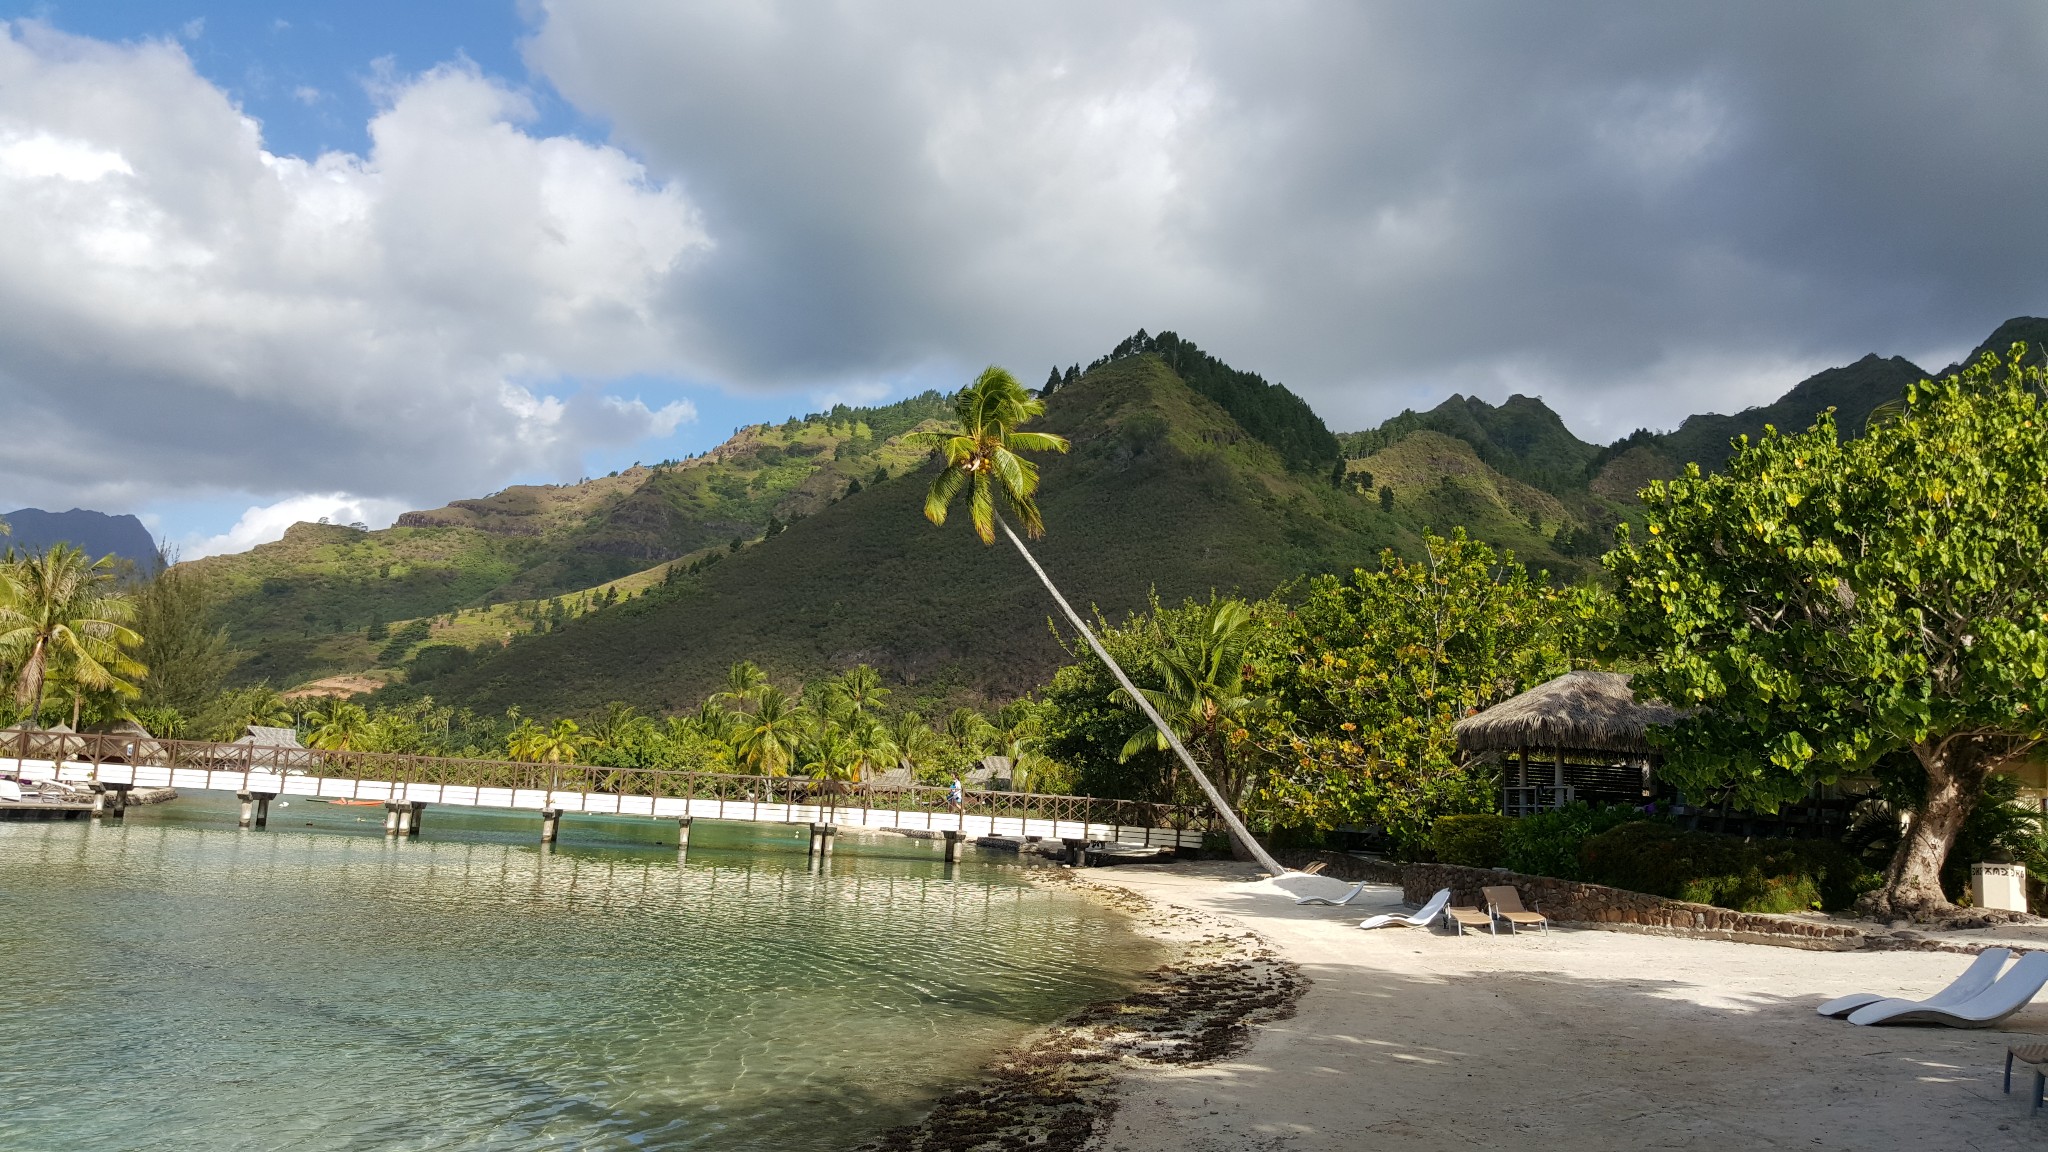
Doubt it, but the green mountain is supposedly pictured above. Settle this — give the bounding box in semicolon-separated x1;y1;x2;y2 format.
402;352;1409;714
186;317;2048;715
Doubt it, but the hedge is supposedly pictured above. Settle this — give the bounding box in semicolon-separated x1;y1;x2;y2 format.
1578;822;1879;913
1431;814;1511;866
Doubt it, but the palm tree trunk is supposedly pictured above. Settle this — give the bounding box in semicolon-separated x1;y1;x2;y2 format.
992;510;1287;876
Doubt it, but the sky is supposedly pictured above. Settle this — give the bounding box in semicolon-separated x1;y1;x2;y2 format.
2;3;2046;557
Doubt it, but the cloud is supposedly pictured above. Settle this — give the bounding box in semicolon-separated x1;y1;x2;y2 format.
0;20;706;519
179;492;411;559
525;1;2048;439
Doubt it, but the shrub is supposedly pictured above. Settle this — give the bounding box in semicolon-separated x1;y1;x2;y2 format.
1432;814;1511;866
1579;822;1879;913
1500;803;1648;880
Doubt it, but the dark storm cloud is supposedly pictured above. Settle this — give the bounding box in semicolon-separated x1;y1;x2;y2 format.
528;1;2048;437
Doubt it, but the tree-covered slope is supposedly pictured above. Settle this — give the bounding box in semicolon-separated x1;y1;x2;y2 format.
405;354;1407;714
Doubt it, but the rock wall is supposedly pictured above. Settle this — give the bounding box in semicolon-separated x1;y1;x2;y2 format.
1399;861;1867;949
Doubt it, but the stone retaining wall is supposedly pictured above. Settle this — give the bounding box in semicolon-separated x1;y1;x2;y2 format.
1400;861;1869;949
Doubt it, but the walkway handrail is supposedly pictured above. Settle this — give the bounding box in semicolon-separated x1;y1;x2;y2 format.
0;727;1215;834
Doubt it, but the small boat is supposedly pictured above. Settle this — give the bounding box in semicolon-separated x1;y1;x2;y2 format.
305;797;385;807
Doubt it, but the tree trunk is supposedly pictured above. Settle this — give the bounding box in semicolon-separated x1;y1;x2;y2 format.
991;510;1287;876
1863;737;1999;921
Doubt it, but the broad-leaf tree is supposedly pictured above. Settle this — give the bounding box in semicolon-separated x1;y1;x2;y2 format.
0;544;145;726
1261;530;1587;854
1608;348;2048;918
916;365;1287;873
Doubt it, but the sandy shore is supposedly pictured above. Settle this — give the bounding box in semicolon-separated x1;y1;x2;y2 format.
1077;862;2048;1152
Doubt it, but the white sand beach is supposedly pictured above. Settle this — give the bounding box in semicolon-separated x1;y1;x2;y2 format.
1079;863;2048;1151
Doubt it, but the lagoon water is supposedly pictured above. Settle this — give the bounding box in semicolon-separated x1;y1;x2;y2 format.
0;795;1160;1151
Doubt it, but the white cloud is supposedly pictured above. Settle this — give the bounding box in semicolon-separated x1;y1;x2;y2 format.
0;20;707;519
179;492;410;559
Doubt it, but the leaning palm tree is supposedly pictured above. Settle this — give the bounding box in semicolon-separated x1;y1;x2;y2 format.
916;366;1285;874
0;544;145;727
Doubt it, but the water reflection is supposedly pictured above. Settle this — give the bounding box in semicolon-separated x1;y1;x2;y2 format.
0;795;1158;1151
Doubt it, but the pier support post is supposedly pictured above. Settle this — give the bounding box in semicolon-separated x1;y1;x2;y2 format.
1062;838;1087;866
807;823;824;857
384;803;406;836
108;787;127;819
92;789;108;818
943;830;964;863
676;816;693;851
406;802;424;837
238;792;256;828
541;809;562;843
253;793;273;828
820;825;836;856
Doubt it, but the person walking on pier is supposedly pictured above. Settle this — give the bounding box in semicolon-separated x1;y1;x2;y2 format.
947;775;964;815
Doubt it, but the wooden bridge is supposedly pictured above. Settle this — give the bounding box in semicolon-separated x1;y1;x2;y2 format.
0;728;1215;858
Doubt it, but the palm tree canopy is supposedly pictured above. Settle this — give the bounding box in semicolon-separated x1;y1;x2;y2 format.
1117;598;1261;762
916;366;1071;545
0;544;145;719
734;685;807;775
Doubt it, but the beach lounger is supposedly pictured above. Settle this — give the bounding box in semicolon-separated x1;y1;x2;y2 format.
1359;888;1452;930
1296;880;1374;906
1482;885;1548;934
1848;951;2048;1027
1446;905;1496;935
1815;947;2009;1018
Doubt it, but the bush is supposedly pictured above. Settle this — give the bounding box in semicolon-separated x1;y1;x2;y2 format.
1432;814;1511;866
1579;822;1879;913
1500;803;1648;880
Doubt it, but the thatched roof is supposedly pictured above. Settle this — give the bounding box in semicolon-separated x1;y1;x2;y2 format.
235;725;303;748
1453;670;1680;755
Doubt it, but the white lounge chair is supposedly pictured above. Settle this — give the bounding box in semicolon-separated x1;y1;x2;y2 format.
1815;947;2009;1018
1297;880;1374;906
1359;888;1453;930
1849;951;2048;1027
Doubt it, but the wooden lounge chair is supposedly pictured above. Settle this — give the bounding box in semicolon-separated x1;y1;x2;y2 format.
1482;885;1548;934
1446;905;1496;936
1849;952;2048;1027
1299;860;1329;875
1359;888;1452;930
1816;948;2009;1018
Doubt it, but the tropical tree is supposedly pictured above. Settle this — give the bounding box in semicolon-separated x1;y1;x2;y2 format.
712;660;768;709
1608;347;2048;919
0;544;145;727
1117;597;1269;836
1260;530;1588;854
133;554;233;714
508;717;587;764
194;683;295;740
302;700;372;751
830;664;890;717
733;685;806;776
884;711;942;781
916;365;1286;873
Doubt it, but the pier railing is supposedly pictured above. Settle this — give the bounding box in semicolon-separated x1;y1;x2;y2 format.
0;727;1218;837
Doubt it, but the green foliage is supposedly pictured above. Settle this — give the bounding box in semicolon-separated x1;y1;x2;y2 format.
1431;813;1512;866
1499;802;1648;880
1607;347;2048;912
0;543;146;723
1256;529;1593;854
133;558;234;714
1579;822;1878;913
1095;329;1340;471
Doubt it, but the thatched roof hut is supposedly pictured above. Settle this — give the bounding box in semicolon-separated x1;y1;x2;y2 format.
1453;670;1679;756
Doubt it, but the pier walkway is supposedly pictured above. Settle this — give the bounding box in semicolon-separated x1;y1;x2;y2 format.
0;729;1214;855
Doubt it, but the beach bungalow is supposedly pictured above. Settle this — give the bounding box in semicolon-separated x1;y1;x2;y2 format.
1452;670;1676;816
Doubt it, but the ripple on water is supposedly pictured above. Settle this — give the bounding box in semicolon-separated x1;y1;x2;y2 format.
0;796;1160;1151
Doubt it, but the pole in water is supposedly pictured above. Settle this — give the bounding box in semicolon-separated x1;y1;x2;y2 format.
943;830;964;863
254;793;273;829
676;816;693;852
406;802;424;837
820;825;836;856
91;789;108;819
540;809;562;843
384;803;405;836
238;792;255;828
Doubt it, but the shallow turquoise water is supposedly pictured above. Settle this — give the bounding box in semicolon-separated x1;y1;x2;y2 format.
0;795;1159;1151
